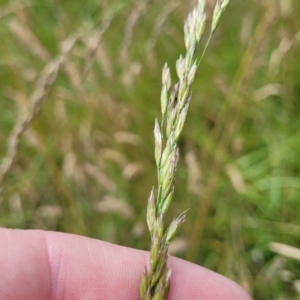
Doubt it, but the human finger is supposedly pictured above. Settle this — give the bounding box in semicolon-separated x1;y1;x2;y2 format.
0;228;251;300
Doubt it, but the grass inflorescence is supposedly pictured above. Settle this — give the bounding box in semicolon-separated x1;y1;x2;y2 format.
140;1;230;299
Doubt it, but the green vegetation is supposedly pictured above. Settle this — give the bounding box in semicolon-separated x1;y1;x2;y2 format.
1;1;300;299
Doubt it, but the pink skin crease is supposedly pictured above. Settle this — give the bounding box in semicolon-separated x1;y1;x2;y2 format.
0;228;251;300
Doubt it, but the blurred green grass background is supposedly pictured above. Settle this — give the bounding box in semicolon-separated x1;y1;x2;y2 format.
1;0;300;298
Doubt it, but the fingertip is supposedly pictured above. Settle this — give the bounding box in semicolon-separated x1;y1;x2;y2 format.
167;256;252;300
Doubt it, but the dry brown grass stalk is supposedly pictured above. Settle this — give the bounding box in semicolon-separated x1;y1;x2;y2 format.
80;18;112;82
119;0;149;65
0;33;80;204
146;0;181;65
0;1;33;21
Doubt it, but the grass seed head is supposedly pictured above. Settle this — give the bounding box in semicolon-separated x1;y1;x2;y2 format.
154;119;163;166
141;0;231;298
147;187;156;235
212;0;231;33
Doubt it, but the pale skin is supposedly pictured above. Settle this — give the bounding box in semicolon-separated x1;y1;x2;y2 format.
0;228;251;300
